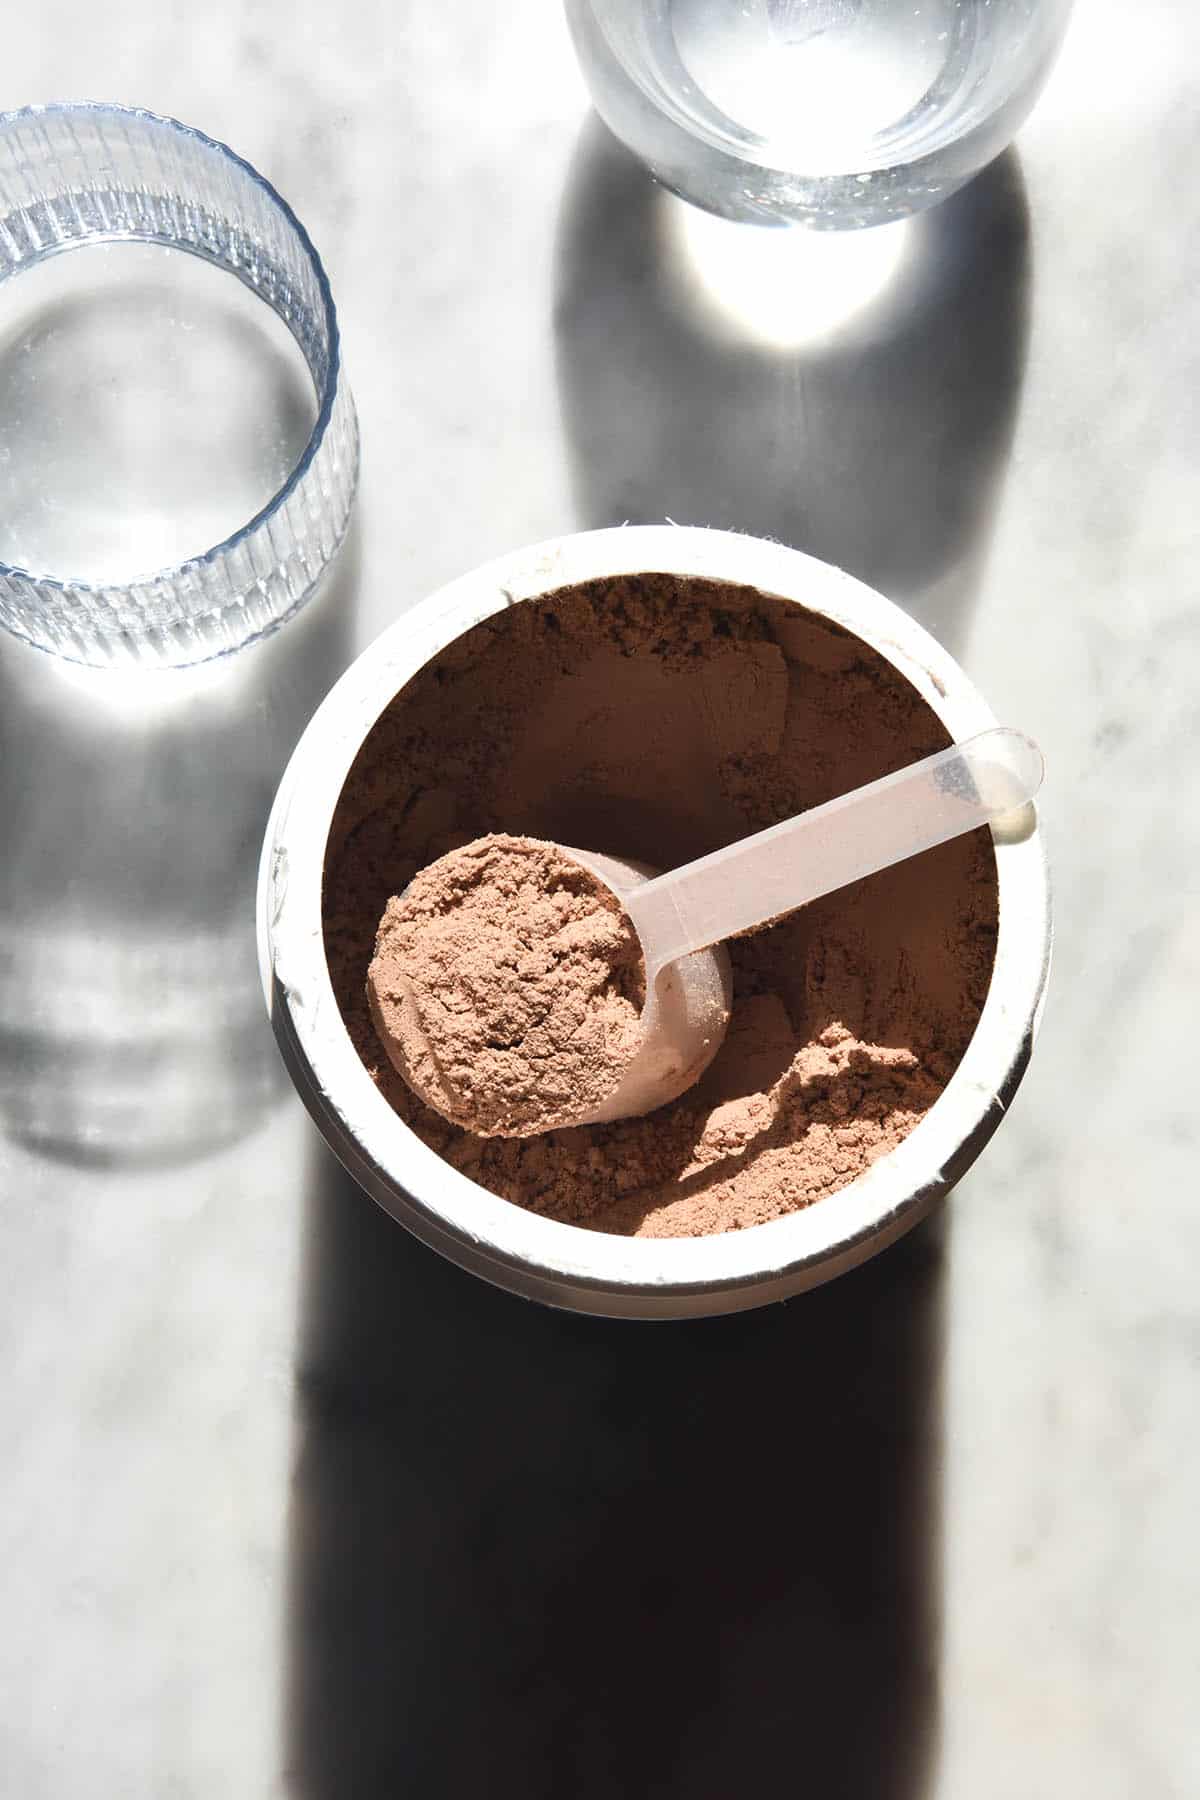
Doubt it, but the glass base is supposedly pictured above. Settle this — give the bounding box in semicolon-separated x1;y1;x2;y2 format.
566;0;1072;228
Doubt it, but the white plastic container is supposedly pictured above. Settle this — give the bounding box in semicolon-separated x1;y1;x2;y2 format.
258;528;1051;1319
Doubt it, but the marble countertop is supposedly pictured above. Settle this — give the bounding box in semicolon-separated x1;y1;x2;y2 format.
2;2;1198;1794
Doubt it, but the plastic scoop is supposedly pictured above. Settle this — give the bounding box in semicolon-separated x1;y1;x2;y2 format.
567;726;1043;1126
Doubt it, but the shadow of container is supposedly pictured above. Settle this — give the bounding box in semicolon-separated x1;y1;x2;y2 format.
285;1144;943;1799
0;523;358;1167
554;118;1030;660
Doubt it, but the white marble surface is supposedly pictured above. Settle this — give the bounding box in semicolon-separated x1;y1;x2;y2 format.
3;3;1199;1795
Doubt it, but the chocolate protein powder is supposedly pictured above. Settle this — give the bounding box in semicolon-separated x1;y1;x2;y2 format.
367;834;645;1137
323;574;998;1239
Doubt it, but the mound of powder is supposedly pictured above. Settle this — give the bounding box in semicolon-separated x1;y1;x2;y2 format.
323;573;998;1239
367;834;644;1137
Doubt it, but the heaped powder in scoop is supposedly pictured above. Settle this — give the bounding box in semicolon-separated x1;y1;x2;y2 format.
323;573;999;1239
367;834;644;1137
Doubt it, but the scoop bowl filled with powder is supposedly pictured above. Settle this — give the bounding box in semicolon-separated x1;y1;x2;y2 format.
259;527;1051;1319
367;834;648;1137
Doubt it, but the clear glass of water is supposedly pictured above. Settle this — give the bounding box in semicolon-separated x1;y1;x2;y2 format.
566;0;1074;227
0;103;358;665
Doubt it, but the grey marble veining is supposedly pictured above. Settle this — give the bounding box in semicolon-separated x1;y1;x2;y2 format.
2;2;1198;1795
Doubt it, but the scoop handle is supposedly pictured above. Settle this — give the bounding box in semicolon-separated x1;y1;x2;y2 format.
626;728;1043;977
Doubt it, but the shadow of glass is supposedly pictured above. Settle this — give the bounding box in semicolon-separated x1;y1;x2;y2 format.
0;522;359;1166
285;1143;944;1799
554;118;1030;659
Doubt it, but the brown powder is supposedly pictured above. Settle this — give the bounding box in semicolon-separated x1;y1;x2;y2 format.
366;834;644;1137
322;573;998;1238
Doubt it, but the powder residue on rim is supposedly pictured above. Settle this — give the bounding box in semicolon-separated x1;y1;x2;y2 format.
323;572;999;1239
367;834;644;1137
